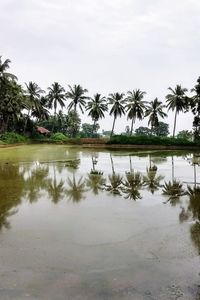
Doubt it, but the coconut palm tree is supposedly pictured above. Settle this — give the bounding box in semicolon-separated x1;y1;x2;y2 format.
47;82;66;117
125;89;146;135
190;77;200;116
24;81;44;133
108;92;125;136
166;85;188;137
66;84;88;113
145;98;167;132
86;93;108;134
0;56;17;81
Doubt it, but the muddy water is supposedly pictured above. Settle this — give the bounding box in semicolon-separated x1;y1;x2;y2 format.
0;145;200;299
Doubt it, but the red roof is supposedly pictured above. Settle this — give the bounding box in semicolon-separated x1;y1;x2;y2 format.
36;126;50;134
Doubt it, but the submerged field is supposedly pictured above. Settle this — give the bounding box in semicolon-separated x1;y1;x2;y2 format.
0;145;200;299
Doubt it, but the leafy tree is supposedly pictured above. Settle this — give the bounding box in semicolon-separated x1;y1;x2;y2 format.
145;98;167;132
177;130;193;140
153;121;169;137
108;92;125;136
65;110;81;137
125;89;146;135
166;85;188;138
80;123;100;137
66;84;88;113
135;126;151;136
86;93;107;134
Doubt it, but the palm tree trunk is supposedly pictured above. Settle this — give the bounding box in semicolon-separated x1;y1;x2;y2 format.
23;109;30;134
130;118;134;136
52;108;56;133
93;119;96;136
173;109;177;138
111;116;116;137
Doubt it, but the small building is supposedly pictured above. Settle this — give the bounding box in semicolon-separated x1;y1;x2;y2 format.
36;126;50;135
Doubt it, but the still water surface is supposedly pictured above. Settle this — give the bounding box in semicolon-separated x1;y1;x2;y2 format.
0;145;200;299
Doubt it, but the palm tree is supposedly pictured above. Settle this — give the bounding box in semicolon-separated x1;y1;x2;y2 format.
108;92;125;136
190;77;200;116
125;89;146;135
86;93;108;134
47;82;66;117
0;56;17;81
24;81;44;133
66;84;88;113
166;85;188;137
145;98;167;132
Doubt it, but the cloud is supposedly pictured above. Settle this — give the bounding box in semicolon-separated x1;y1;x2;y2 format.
0;0;199;133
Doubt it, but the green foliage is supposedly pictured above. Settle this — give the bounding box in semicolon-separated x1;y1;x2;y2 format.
65;110;81;137
107;135;197;146
177;130;193;140
80;123;100;138
0;132;27;144
50;132;68;142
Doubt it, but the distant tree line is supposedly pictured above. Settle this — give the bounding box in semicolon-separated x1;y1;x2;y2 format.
1;55;200;139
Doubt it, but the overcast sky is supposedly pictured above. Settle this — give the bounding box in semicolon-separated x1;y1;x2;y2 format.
1;0;200;134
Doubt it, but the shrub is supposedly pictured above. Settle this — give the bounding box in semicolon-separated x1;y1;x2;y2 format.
0;132;27;144
50;132;68;142
107;135;199;146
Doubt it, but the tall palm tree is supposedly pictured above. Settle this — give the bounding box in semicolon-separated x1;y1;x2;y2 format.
108;92;125;136
24;81;44;133
0;56;17;81
86;93;108;134
125;89;146;135
66;84;88;113
166;85;188;137
47;82;66;117
145;98;166;132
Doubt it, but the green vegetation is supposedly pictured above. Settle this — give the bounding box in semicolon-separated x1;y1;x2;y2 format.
107;135;198;146
0;132;27;144
1;55;200;145
50;133;68;142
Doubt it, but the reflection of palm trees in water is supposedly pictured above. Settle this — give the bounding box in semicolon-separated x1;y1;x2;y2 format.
25;164;49;203
104;154;123;195
47;164;65;204
143;165;163;194
122;171;143;200
66;175;86;203
86;173;105;195
0;163;26;230
162;179;185;206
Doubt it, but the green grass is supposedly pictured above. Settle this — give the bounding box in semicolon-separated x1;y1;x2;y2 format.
0;132;28;144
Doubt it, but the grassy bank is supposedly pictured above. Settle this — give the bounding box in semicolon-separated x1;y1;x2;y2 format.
0;132;200;150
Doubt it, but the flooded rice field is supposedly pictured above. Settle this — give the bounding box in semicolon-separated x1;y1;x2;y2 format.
0;145;200;300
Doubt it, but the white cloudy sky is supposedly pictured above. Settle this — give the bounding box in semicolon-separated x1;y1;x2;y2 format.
1;0;200;134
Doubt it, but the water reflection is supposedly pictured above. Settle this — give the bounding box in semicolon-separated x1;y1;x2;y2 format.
0;150;200;233
162;180;186;206
143;165;164;194
122;171;143;200
66;175;86;203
